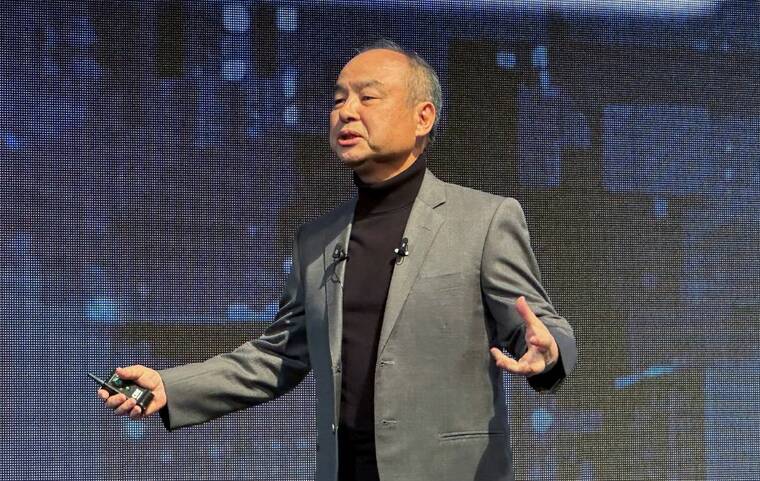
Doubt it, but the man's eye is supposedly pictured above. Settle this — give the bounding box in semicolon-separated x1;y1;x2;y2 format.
362;96;376;101
333;98;345;105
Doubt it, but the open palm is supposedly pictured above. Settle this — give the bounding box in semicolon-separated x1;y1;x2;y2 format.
490;296;559;377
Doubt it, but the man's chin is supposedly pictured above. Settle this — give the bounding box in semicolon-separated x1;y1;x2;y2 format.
336;151;369;168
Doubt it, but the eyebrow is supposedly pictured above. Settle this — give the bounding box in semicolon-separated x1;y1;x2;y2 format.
333;79;386;95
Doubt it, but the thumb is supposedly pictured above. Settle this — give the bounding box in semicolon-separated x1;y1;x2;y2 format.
115;365;159;390
115;365;144;380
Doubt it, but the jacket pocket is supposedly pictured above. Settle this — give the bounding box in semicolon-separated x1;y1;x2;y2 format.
439;430;506;441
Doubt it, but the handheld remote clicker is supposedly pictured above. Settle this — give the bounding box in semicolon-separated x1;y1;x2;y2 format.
88;370;154;412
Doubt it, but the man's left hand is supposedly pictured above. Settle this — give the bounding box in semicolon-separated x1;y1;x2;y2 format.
490;296;559;377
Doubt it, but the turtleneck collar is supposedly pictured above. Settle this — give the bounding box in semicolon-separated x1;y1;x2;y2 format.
353;152;428;216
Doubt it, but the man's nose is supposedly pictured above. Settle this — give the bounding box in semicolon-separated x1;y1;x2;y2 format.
337;97;359;123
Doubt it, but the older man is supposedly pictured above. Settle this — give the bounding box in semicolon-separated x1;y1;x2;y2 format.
99;40;576;481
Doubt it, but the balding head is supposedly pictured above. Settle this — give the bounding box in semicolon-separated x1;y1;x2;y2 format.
357;40;442;144
330;43;438;182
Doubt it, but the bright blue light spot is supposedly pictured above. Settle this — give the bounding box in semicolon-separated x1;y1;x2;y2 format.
532;45;548;68
260;302;278;321
281;66;298;98
557;0;719;15
223;3;250;33
531;408;554;433
282;256;293;276
283;105;299;126
615;364;678;389
496;51;517;70
123;418;145;441
643;365;677;377
223;58;247;81
227;303;254;321
4;132;22;150
85;297;118;322
653;197;668;218
614;374;640;389
228;302;278;323
276;7;299;32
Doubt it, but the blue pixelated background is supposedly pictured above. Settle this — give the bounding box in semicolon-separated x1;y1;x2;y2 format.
1;1;758;480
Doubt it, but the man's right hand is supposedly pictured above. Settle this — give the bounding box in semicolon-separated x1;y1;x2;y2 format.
97;365;167;419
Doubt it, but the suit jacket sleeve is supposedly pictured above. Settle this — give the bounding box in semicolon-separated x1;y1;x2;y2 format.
158;227;311;431
481;197;577;393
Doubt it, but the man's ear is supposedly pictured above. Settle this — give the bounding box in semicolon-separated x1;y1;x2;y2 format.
415;101;436;138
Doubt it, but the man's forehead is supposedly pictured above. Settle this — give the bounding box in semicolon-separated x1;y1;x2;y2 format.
333;79;387;92
334;49;411;90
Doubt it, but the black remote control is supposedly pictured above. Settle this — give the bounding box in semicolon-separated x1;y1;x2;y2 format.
89;370;154;412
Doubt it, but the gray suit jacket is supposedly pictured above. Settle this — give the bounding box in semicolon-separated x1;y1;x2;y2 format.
159;168;577;481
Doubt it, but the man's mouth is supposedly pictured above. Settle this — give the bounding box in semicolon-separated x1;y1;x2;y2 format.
337;131;362;146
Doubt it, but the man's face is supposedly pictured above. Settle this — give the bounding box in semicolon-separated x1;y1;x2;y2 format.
329;49;421;172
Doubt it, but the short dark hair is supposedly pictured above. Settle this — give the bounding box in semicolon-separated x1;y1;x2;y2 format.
357;39;443;145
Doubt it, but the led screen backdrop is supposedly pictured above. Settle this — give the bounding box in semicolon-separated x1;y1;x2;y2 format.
1;1;758;480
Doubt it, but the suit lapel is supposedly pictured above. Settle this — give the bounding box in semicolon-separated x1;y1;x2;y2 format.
322;198;356;372
377;169;446;357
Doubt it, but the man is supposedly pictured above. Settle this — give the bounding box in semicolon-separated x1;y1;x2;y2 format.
99;40;577;481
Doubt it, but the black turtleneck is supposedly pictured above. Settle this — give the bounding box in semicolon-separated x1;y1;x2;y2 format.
338;153;427;480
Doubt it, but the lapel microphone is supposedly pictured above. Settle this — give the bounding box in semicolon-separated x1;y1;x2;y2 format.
332;243;349;262
394;237;410;264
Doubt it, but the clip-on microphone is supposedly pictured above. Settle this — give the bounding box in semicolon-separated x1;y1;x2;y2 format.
394;237;410;264
332;243;349;262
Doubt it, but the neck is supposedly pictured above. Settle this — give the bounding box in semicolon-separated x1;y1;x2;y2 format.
354;145;428;184
353;150;427;215
356;156;415;184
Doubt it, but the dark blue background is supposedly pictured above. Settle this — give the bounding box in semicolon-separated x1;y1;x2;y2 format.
1;1;758;479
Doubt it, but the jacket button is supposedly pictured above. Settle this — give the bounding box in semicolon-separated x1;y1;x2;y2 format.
331;423;337;433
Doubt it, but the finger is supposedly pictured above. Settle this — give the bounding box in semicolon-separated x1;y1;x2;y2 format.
97;389;110;401
522;351;548;374
115;398;136;416
492;347;549;376
527;333;551;350
515;296;539;323
105;393;127;409
490;348;531;375
129;405;143;419
115;365;144;381
518;346;547;374
117;365;159;391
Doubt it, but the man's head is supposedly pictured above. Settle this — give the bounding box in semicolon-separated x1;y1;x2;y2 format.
330;40;442;182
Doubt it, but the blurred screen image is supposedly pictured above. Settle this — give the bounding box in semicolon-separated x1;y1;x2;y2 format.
0;1;758;480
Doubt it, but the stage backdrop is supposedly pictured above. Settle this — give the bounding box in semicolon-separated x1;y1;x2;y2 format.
1;1;758;480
